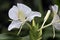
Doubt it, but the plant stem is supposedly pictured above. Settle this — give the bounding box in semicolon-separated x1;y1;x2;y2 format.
37;20;46;40
53;26;55;38
42;23;52;29
26;23;32;29
17;23;23;36
17;22;25;36
38;20;46;31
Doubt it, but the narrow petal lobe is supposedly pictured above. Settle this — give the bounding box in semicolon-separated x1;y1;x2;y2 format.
27;11;41;22
8;20;22;31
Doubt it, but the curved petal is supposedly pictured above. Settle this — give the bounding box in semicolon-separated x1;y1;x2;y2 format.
8;5;18;20
51;5;58;14
17;3;31;17
27;11;41;22
8;20;22;31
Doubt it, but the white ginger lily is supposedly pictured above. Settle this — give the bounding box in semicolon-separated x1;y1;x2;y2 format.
8;3;41;31
51;5;60;30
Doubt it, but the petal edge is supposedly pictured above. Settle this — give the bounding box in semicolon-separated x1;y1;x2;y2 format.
8;5;18;20
8;20;22;31
27;11;41;22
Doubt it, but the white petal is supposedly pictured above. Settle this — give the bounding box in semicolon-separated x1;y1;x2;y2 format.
27;11;41;22
52;14;59;23
8;20;22;31
52;14;60;30
51;5;58;14
8;5;18;20
53;23;60;30
17;3;31;17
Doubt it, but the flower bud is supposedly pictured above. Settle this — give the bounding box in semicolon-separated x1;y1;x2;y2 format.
44;10;51;21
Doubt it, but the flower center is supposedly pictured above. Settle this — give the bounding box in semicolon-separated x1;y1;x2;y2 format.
18;10;26;22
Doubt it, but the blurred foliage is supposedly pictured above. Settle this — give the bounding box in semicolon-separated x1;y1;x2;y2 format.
0;0;60;40
53;0;60;9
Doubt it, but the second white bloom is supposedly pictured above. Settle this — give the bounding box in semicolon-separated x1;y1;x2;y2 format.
51;5;60;30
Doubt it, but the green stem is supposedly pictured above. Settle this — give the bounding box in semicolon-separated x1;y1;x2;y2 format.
42;23;52;29
17;23;24;36
38;20;46;31
17;21;25;36
53;26;55;38
17;22;32;36
41;19;60;29
26;23;32;29
37;20;46;40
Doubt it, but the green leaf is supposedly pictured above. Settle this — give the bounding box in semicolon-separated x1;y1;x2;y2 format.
0;34;20;40
21;35;30;40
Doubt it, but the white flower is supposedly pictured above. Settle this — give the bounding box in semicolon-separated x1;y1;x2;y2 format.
8;3;41;31
51;5;60;30
51;5;58;14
